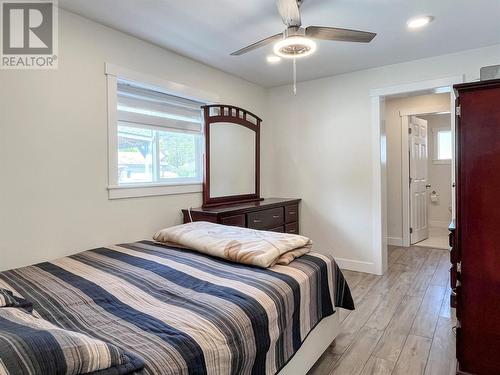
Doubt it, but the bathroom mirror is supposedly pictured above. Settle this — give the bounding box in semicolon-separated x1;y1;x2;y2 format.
202;105;261;207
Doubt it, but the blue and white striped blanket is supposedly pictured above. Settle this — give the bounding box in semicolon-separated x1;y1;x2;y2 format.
0;306;144;375
0;241;354;375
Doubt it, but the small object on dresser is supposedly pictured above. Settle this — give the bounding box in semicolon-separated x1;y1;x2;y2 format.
480;64;500;81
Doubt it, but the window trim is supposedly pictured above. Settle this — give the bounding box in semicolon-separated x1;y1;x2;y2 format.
105;63;219;199
432;127;452;165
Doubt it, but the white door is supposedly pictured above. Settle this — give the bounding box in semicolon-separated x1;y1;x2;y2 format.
409;116;429;244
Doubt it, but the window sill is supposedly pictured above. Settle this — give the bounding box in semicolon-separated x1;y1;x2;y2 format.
432;159;452;165
108;182;202;199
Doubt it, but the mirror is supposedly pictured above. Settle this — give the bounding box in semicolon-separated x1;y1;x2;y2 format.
202;105;262;207
209;123;256;197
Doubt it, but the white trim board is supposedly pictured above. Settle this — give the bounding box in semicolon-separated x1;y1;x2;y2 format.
335;257;377;274
370;75;464;275
387;237;404;246
108;183;202;200
370;76;461;98
105;63;219;104
401;115;411;248
399;104;451;117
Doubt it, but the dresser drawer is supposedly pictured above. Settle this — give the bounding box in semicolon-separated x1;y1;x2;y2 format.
247;207;284;230
268;225;285;233
220;214;246;228
285;205;298;224
285;222;298;234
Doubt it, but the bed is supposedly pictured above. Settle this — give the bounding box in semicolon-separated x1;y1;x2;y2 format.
0;240;353;375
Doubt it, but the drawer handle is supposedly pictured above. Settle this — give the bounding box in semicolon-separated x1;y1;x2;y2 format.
272;215;281;219
253;219;262;223
288;211;296;215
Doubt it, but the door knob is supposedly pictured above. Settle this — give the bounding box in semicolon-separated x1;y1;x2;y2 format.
426;184;432;188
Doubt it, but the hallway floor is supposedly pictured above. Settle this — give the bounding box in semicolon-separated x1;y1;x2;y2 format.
308;245;456;375
414;227;449;250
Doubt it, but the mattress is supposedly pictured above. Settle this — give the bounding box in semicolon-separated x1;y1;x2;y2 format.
0;241;354;375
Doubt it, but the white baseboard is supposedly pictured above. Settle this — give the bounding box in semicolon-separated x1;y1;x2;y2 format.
335;257;377;274
387;237;403;246
429;220;451;229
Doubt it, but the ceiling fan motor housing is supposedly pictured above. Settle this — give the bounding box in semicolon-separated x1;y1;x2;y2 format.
284;26;305;38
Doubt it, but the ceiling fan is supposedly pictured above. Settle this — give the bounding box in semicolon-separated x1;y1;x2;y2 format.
230;0;376;59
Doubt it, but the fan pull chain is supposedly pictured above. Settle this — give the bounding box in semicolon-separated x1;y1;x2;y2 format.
293;58;297;95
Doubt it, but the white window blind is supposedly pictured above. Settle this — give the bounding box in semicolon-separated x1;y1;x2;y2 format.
117;81;204;133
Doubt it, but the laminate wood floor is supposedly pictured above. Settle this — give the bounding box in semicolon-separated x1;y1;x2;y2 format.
308;246;456;375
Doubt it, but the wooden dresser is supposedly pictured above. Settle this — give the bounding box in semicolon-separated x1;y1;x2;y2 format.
182;198;301;234
450;79;500;375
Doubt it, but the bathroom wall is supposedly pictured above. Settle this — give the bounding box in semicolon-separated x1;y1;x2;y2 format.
420;114;452;228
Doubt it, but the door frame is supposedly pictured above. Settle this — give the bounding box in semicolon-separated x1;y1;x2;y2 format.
370;75;463;275
400;108;449;247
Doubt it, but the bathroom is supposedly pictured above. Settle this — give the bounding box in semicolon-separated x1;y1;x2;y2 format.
386;92;452;250
415;112;452;249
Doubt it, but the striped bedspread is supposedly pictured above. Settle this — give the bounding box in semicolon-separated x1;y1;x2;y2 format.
0;307;144;375
0;241;354;375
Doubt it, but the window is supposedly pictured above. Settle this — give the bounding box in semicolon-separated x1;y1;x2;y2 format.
116;82;203;185
106;64;217;199
433;128;452;164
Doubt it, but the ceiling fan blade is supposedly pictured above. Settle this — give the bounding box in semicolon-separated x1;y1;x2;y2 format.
306;26;376;43
276;0;301;27
230;33;283;56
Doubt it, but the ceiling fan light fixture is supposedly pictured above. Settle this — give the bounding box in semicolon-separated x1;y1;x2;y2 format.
273;36;317;59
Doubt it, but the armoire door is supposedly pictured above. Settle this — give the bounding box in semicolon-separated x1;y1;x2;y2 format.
455;80;500;375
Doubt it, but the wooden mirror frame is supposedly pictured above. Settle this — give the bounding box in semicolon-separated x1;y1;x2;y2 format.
202;104;262;207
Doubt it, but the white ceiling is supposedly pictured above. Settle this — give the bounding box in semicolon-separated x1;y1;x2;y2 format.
59;0;500;87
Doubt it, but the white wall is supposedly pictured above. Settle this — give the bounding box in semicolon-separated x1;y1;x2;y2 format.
2;8;500;275
0;10;268;271
266;44;500;273
421;114;452;228
385;93;450;244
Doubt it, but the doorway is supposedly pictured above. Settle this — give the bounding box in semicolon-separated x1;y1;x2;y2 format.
370;75;462;274
385;92;453;250
400;110;453;249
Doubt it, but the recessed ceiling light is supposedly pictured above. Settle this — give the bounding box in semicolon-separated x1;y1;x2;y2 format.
266;55;281;64
407;16;434;29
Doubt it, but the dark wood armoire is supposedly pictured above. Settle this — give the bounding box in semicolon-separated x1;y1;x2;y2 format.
450;79;500;375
